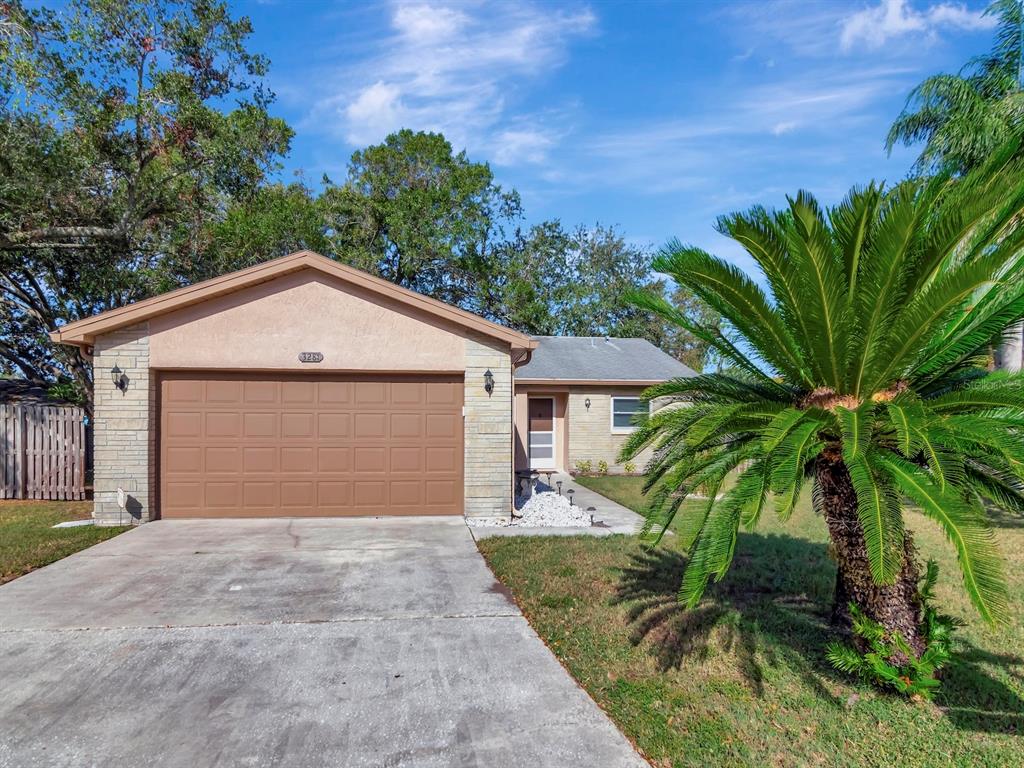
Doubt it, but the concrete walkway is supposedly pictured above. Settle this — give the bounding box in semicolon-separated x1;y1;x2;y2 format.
472;472;646;539
0;518;647;768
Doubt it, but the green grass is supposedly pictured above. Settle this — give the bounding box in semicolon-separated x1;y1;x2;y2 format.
479;475;1024;768
0;501;128;584
575;474;651;512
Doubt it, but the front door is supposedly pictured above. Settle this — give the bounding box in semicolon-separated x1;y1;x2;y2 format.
527;397;556;469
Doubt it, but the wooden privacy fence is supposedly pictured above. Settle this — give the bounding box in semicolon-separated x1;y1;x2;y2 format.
0;403;87;500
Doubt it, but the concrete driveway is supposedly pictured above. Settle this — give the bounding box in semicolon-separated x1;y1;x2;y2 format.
0;518;647;768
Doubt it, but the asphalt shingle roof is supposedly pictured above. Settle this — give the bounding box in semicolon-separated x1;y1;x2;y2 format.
516;336;697;381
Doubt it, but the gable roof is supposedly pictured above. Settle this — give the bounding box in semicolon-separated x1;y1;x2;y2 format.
515;336;697;383
49;251;536;351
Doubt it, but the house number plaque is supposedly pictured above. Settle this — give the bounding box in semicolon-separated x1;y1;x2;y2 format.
298;352;324;363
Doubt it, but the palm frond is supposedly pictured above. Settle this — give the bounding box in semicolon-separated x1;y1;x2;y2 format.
878;454;1009;624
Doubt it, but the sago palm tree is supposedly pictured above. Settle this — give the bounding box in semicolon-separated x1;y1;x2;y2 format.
622;149;1024;655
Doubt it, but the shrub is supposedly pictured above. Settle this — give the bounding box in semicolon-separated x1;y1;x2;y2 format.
597;460;609;475
623;461;637;474
574;459;592;474
826;562;959;700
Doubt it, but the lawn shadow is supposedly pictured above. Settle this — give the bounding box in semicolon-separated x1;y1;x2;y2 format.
613;532;1024;734
613;533;841;702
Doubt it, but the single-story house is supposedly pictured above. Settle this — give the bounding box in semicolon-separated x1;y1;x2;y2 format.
50;251;694;524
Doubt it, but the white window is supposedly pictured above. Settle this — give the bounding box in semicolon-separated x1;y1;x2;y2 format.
611;397;644;433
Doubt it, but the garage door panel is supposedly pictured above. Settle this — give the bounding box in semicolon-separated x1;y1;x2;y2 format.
166;411;201;438
390;413;422;438
243;446;277;473
353;481;386;507
282;380;315;403
206;380;242;402
355;381;387;405
281;412;314;438
243;381;278;403
390;480;422;506
317;413;350;438
206;412;241;438
161;375;463;518
391;381;423;404
281;481;315;508
317;481;352;507
425;446;458;473
205;482;240;508
425;479;458;506
426;381;459;405
354;446;386;473
390;447;422;473
318;381;351;404
281;447;315;473
165;379;203;402
164;482;202;509
353;413;387;439
317;447;351;473
425;413;458;439
205;447;241;473
243;481;278;508
244;412;277;438
165;446;202;473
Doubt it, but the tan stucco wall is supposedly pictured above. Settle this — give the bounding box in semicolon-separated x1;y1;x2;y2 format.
513;384;652;474
149;271;465;371
92;322;155;524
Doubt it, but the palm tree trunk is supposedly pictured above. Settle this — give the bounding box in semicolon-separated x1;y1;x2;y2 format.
816;455;925;659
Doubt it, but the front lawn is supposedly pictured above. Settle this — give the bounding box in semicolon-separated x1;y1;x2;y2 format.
479;476;1024;767
0;501;128;584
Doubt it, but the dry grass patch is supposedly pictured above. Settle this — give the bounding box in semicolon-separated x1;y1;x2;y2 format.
479;478;1024;767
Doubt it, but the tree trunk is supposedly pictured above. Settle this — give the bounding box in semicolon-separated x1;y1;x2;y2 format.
816;454;925;659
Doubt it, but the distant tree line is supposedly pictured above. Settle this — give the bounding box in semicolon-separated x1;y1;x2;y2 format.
0;0;718;413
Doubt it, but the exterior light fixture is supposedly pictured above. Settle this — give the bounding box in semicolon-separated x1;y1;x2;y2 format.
110;364;128;392
483;369;494;395
567;489;575;506
556;480;563;495
584;397;591;410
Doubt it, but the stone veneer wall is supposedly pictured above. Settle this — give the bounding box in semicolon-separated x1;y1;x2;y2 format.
566;390;654;473
92;322;154;525
463;335;513;517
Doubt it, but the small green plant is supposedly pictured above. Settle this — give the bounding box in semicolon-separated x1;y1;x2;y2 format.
597;459;609;475
623;461;637;474
826;561;960;700
574;459;592;474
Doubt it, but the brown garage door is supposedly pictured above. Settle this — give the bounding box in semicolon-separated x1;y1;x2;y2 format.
159;373;464;518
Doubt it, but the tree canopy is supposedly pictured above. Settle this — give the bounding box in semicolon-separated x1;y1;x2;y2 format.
887;0;1024;174
0;0;716;410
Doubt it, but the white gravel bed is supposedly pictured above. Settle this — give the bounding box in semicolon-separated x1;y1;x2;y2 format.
466;492;591;529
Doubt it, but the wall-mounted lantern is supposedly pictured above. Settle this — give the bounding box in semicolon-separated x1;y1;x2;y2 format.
483;369;494;396
110;364;128;392
584;397;591;411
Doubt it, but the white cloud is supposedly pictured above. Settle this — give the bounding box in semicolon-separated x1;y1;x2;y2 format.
840;0;994;51
492;128;556;166
344;82;406;144
771;121;798;136
392;3;467;41
303;1;595;165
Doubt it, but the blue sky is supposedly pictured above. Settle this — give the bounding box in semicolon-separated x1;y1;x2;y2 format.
246;0;997;272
